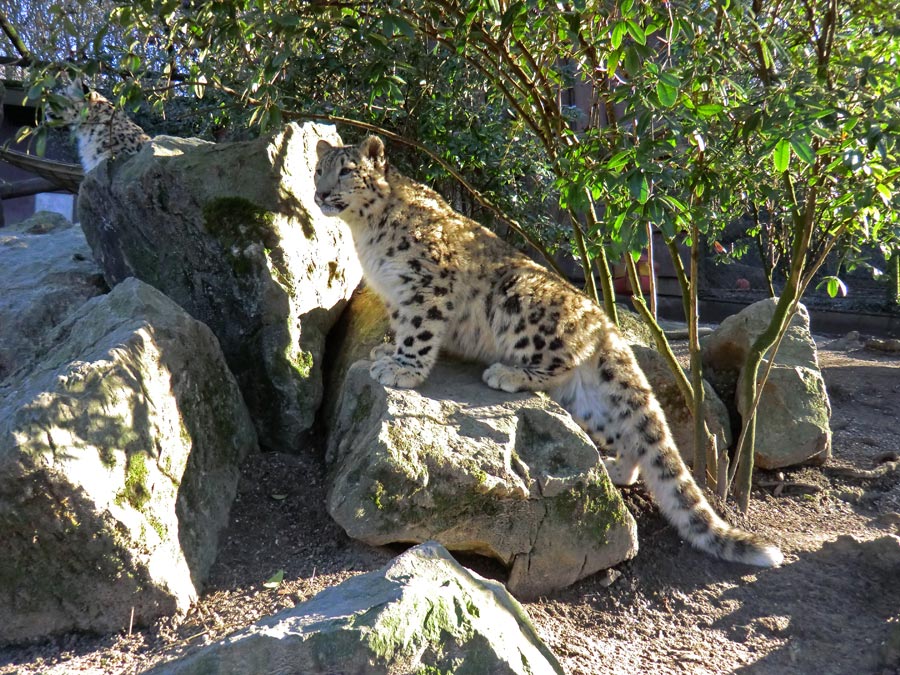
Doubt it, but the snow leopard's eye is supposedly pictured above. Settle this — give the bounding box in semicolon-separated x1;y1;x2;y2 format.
339;166;352;177
315;167;322;176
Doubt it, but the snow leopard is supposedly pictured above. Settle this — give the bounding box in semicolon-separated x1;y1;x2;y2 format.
46;79;150;172
314;134;784;568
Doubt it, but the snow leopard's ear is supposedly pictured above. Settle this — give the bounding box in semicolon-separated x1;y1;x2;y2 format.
64;77;85;99
316;139;337;160
359;135;386;170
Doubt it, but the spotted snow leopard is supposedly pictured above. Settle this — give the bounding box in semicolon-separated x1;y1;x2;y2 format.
314;135;783;568
47;80;150;172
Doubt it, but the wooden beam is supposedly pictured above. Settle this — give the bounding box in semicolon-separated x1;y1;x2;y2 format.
0;176;61;199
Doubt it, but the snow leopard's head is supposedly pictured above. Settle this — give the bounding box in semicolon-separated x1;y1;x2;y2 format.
44;78;110;128
314;135;388;218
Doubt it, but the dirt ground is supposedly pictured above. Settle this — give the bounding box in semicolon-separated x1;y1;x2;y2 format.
1;336;899;675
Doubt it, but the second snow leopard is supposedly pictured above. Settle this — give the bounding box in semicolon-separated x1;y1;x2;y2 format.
47;79;150;173
315;135;784;568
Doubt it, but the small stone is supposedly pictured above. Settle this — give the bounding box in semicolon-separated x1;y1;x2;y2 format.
598;569;622;587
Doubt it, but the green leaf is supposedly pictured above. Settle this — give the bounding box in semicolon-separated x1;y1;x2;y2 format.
500;2;525;32
759;40;773;70
818;276;847;298
263;569;285;589
14;125;32;144
623;45;642;75
773;138;790;172
875;183;892;206
658;72;681;88
392;15;416;38
661;195;688;212
193;74;207;100
26;84;44;102
611;21;627;50
695;103;724;117
34;128;47;157
626;20;646;45
627;171;650;203
790;136;815;165
606;150;632;170
607;49;622;78
656;80;677;107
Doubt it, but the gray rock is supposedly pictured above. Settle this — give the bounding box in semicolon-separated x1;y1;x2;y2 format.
702;298;818;372
146;541;564;675
0;278;257;644
78;122;361;452
5;210;73;234
321;286;392;426
702;298;831;469
327;360;638;600
617;307;655;348
0;222;106;382
736;362;832;469
631;345;732;466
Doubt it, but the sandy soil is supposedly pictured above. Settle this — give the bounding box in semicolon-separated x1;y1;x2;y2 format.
1;338;899;675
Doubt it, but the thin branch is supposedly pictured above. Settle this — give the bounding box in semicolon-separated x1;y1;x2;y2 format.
0;11;32;65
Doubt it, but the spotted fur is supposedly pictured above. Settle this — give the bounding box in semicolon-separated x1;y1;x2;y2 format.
315;135;783;568
48;80;150;172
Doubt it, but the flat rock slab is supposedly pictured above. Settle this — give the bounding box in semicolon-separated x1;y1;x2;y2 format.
78;122;361;452
327;360;638;600
0;278;257;644
146;541;565;675
0;220;106;381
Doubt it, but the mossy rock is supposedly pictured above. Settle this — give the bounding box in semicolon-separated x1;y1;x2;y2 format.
0;279;257;644
327;360;637;599
146;542;565;675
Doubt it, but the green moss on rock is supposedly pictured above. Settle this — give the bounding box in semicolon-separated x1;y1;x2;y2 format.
293;349;314;379
550;470;627;544
202;197;291;282
117;452;150;511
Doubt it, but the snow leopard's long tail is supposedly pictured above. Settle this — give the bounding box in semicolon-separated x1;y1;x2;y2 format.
554;358;784;568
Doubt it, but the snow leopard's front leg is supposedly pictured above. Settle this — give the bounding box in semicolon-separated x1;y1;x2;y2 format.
482;329;579;393
369;300;447;388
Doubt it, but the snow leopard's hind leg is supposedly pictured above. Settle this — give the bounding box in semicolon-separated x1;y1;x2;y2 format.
550;365;641;486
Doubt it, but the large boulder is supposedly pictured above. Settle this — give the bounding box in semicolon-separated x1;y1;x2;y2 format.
77;122;361;452
702;298;831;468
0;278;257;644
0;217;106;381
147;541;565;675
327;359;638;600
